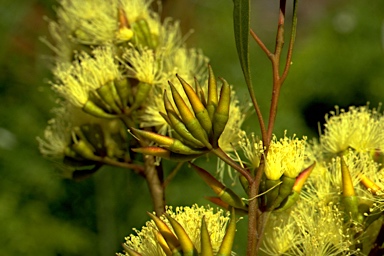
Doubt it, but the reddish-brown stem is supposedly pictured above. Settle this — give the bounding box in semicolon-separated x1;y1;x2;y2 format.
163;162;183;188
281;0;298;83
247;179;260;256
212;147;253;184
250;29;272;60
247;1;289;255
267;0;286;143
142;154;165;216
247;159;265;256
120;115;166;216
95;156;145;174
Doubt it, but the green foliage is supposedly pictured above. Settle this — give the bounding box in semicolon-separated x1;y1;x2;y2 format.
1;0;384;255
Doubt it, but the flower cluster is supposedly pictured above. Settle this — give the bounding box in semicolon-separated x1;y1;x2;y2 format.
119;204;236;256
260;105;384;255
38;0;246;177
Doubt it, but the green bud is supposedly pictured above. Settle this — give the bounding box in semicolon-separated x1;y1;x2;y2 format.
164;214;198;256
169;82;212;149
165;110;206;148
131;19;157;49
212;78;230;147
341;156;355;197
264;179;281;210
96;81;122;113
72;140;97;160
342;196;363;224
147;212;181;253
272;175;296;209
200;217;214;256
207;65;218;120
130;128;205;155
217;208;236;256
274;191;300;212
192;163;247;210
82;100;116;119
132;147;203;162
80;124;105;155
114;78;131;108
129;82;152;112
194;78;207;106
176;74;212;135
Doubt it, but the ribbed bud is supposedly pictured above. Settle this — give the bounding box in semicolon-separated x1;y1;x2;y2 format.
131;19;157;49
192;163;247;210
200;217;214;256
217;208;236;256
164;214;198;256
130;128;206;155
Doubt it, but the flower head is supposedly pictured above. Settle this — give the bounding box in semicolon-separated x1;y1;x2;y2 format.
320;105;382;154
236;131;264;171
120;205;232;255
56;0;155;45
52;46;121;108
123;46;163;85
265;132;307;180
37;106;72;159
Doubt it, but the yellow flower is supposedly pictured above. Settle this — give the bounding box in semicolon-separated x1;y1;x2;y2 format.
262;212;300;255
265;132;307;180
320;105;382;154
56;0;156;45
52;46;121;108
236;131;264;171
122;46;163;85
120;205;231;255
37;106;72;159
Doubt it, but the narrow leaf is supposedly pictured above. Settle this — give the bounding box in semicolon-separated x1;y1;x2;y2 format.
233;0;251;87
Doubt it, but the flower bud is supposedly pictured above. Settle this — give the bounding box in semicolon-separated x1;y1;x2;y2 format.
207;65;218;120
217;207;236;256
164;214;198;255
212;78;230;147
131;19;157;49
191;163;247;210
169;82;212;149
130;128;206;155
176;74;212;135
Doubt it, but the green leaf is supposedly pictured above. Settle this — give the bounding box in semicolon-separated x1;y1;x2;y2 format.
232;0;251;87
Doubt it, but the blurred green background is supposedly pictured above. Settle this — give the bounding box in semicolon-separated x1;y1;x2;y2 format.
0;0;383;255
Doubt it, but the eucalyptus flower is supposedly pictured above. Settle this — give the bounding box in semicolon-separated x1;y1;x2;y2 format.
119;204;236;256
55;0;156;45
52;46;121;108
291;201;361;256
265;132;307;181
37;106;72;159
320;105;383;155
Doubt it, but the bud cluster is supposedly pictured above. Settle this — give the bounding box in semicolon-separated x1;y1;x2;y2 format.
38;0;248;177
119;205;236;256
131;66;234;161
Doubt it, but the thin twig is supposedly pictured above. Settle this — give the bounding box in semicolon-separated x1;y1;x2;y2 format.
96;156;145;174
281;0;298;83
163;162;184;188
250;29;273;59
211;147;253;184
